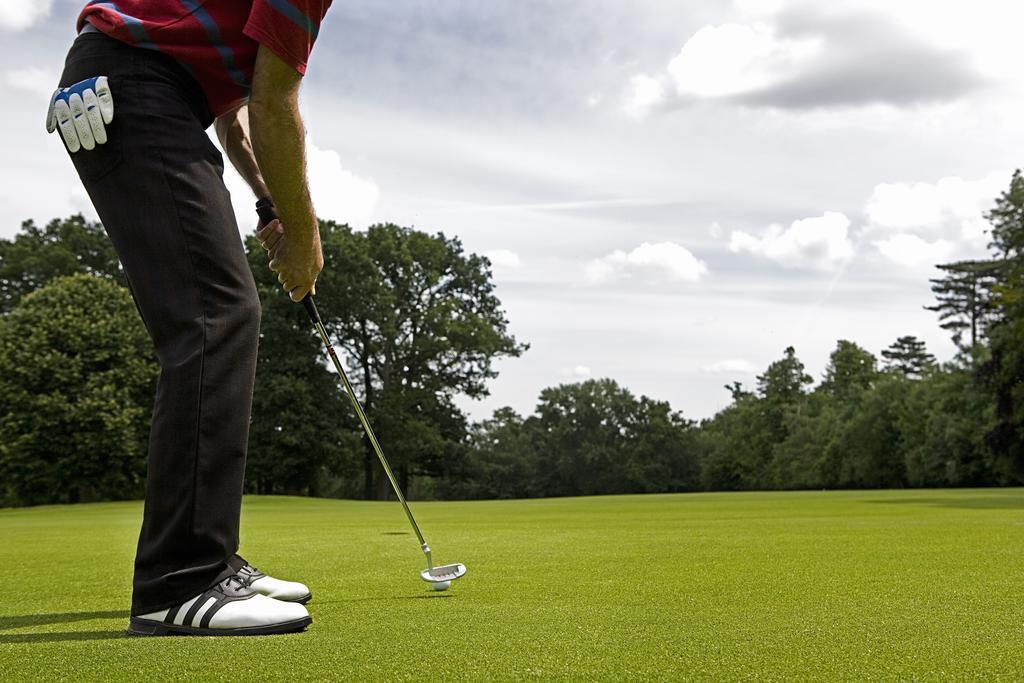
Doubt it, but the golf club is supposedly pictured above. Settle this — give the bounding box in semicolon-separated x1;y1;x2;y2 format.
256;198;467;589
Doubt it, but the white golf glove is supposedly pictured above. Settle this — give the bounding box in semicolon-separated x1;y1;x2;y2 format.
46;76;114;153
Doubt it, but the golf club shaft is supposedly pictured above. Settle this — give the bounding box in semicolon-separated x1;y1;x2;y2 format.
255;199;431;557
302;296;428;550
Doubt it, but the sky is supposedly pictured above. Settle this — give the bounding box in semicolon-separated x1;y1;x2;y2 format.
2;0;1023;422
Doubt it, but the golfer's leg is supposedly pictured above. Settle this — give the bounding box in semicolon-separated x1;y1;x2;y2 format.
123;146;260;618
60;40;260;616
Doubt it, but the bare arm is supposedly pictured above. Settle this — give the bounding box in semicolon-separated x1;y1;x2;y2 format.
247;44;323;301
214;105;269;201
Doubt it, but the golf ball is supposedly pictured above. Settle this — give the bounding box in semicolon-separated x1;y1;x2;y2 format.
431;580;451;591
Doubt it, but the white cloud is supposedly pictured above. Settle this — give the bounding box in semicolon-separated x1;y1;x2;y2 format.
729;211;854;270
629;4;990;115
703;359;757;373
734;0;1024;83
586;241;708;283
864;173;1006;242
306;139;379;226
665;23;822;99
6;66;58;98
484;249;521;269
873;234;955;268
559;365;592;379
623;73;666;119
0;0;52;32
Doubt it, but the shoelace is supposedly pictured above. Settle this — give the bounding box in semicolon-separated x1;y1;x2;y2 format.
221;574;248;591
235;565;261;588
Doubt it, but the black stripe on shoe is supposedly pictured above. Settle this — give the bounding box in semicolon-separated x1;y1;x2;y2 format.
197;578;261;627
164;604;182;625
181;591;214;627
199;594;231;629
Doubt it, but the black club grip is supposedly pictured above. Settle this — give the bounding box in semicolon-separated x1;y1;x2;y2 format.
256;197;277;226
255;197;321;323
303;295;321;323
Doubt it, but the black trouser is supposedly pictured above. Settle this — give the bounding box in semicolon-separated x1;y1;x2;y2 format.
59;33;260;616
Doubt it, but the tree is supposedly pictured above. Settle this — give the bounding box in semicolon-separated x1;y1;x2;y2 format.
881;336;936;378
699;350;814;492
988;169;1024;261
900;362;993;487
757;346;813;406
699;392;766;490
926;260;1000;350
981;169;1024;481
530;379;698;496
244;236;360;495
0;274;157;505
251;220;527;499
434;408;542;500
769;392;837;489
821;340;878;399
742;347;814;485
0;215;124;313
724;381;752;402
825;375;909;488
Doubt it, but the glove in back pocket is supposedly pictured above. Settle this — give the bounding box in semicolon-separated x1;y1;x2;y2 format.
59;74;128;182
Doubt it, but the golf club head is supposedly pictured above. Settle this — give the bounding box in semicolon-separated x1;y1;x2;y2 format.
420;563;467;584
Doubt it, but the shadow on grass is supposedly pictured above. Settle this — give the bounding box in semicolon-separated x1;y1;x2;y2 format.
0;610;128;631
0;610;130;644
0;630;130;644
400;594;453;600
866;495;1024;510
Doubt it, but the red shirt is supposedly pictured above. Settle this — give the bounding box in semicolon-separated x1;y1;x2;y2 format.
77;1;332;116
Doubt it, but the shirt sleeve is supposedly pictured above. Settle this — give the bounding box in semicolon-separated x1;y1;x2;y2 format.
243;0;332;75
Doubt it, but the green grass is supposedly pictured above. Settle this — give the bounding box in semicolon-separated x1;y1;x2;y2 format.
1;490;1023;680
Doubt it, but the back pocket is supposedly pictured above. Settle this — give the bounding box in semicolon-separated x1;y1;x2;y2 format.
68;77;127;182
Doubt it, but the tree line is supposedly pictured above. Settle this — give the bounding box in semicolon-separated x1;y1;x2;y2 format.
1;171;1023;505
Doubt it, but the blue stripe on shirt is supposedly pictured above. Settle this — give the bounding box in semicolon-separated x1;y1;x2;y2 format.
265;0;320;40
87;1;157;50
176;0;251;89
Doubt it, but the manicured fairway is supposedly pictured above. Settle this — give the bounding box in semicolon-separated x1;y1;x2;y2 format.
1;489;1023;680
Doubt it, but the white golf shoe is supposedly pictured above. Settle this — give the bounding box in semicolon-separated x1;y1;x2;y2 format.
128;575;311;636
237;563;313;604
